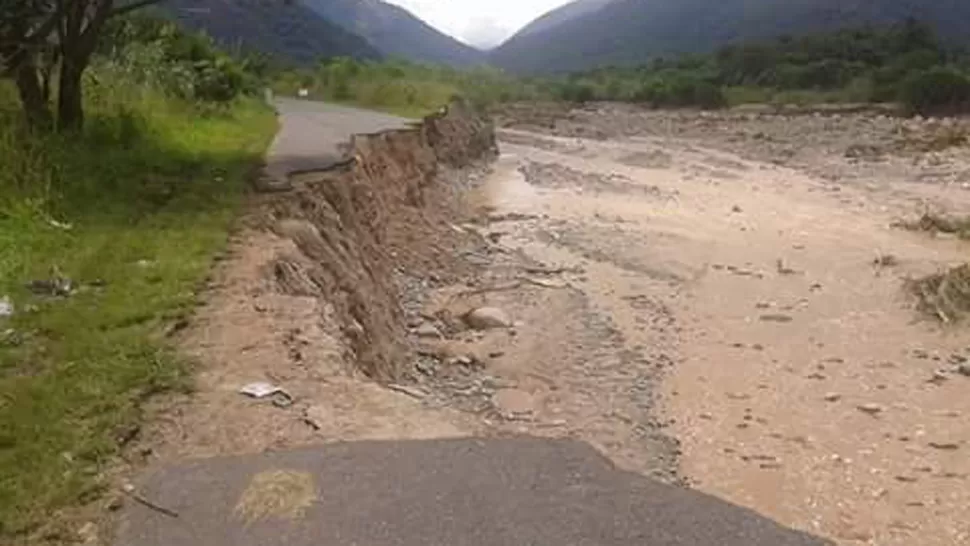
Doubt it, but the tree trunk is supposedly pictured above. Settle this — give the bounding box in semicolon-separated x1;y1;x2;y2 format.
57;56;85;131
14;58;53;129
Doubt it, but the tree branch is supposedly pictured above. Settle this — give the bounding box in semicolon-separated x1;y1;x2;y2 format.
109;0;164;18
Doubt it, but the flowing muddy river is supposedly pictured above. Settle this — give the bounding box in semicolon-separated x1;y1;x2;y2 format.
454;111;970;545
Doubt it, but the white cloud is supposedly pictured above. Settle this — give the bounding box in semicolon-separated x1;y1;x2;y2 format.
385;0;573;47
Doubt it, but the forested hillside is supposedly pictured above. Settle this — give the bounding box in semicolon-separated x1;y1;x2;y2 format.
163;0;380;64
491;0;970;73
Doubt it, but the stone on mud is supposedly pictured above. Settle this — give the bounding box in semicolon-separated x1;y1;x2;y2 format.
464;307;512;330
492;388;536;419
415;323;442;339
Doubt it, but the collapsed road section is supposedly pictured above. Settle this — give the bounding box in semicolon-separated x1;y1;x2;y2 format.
113;99;834;546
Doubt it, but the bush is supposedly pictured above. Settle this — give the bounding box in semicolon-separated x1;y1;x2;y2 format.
100;16;253;105
900;67;970;115
632;75;726;109
555;82;595;103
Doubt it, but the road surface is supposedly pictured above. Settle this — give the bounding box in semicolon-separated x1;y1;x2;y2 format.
259;98;410;190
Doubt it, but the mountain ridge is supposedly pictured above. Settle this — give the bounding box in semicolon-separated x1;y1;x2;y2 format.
163;0;381;64
303;0;484;66
491;0;970;73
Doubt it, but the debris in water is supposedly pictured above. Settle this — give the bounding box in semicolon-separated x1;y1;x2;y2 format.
857;403;885;416
928;441;961;451
776;259;799;275
0;296;12;318
759;314;794;323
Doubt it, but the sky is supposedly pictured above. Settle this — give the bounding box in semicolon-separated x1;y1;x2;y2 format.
385;0;574;49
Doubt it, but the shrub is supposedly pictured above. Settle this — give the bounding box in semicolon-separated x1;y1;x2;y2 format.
555;82;595;103
632;75;726;109
899;67;970;115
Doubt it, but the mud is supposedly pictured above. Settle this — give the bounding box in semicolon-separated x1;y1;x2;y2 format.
487;103;970;546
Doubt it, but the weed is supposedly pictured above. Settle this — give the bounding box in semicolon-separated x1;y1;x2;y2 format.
900;124;970;152
0;75;275;540
908;264;970;323
894;212;970;239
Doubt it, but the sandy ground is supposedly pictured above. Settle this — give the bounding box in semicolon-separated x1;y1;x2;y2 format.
473;106;970;545
143;103;970;546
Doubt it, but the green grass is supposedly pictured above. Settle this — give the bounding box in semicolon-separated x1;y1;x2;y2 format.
272;59;547;119
0;77;276;540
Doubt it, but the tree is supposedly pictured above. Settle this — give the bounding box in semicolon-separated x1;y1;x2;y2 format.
56;0;164;130
0;1;60;127
900;67;970;115
0;0;163;130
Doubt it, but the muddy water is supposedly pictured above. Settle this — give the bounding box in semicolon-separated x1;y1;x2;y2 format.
478;129;970;546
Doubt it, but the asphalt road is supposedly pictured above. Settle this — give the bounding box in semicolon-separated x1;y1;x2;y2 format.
116;438;832;546
259;98;410;189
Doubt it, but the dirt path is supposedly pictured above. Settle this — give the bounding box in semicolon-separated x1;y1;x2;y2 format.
459;111;970;545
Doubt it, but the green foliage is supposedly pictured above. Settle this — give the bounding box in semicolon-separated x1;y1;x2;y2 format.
631;75;726;109
98;15;262;106
274;57;544;117
900;67;970;115
552;20;970;111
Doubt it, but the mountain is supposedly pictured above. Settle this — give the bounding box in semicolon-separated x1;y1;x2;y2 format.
303;0;484;66
514;0;614;38
164;0;381;64
491;0;970;73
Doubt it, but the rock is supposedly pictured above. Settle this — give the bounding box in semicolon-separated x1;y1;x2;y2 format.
824;392;842;402
928;441;960;451
958;363;970;377
464;307;511;330
415;322;442;339
0;296;12;318
492;388;536;419
78;522;97;543
107;495;125;511
731;205;743;213
759;313;794;323
857;403;885;416
387;384;428;400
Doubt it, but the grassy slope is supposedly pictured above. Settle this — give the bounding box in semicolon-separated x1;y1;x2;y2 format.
0;79;276;539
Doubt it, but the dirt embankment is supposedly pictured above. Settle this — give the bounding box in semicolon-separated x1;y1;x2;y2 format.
141;101;497;462
267;101;498;381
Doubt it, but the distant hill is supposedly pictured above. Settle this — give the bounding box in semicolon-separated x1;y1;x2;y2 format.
513;0;614;38
491;0;970;73
164;0;381;64
303;0;484;67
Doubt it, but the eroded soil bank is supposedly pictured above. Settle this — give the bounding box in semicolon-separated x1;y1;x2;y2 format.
133;101;970;546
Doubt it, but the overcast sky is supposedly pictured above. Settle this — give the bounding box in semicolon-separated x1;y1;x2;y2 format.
385;0;573;49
